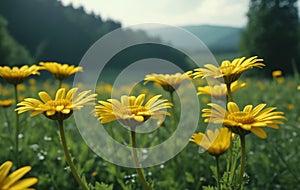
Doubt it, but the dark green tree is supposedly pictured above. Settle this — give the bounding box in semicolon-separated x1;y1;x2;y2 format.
0;0;121;64
0;16;33;66
240;0;299;76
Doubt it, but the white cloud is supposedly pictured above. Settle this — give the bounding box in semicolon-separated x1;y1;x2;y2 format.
60;0;249;27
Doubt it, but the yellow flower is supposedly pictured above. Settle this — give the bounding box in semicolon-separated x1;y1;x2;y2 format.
0;65;40;85
17;84;26;91
272;70;282;78
202;102;286;138
0;99;14;108
39;62;83;81
0;161;38;189
16;88;97;121
94;94;173;127
287;104;294;111
193;56;265;85
28;78;36;85
197;81;246;99
144;72;191;92
190;127;232;156
275;77;285;84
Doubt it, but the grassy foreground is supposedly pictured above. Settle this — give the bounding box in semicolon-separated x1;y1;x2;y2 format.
0;74;299;189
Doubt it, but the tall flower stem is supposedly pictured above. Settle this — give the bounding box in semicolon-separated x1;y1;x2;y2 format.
215;155;221;190
169;91;177;130
58;79;63;89
238;135;246;190
14;84;20;166
228;137;239;185
58;120;89;190
226;83;233;102
130;129;151;190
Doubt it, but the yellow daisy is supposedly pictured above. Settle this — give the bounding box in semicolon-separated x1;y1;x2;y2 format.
0;99;14;108
94;94;173;127
197;81;246;99
0;65;40;85
193;56;265;85
144;72;191;92
0;161;38;189
272;70;282;78
190;127;232;156
202;102;286;138
16;88;97;120
39;62;83;80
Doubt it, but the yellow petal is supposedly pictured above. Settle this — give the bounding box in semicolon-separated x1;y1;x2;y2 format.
55;88;66;100
135;94;145;106
62;109;71;114
2;166;31;188
0;161;13;183
227;102;240;113
46;110;56;116
133;115;144;122
66;88;78;100
243;105;253;112
9;177;38;190
190;132;205;146
251;128;267;139
38;92;52;103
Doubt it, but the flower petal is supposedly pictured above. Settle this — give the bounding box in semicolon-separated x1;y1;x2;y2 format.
251;128;267;139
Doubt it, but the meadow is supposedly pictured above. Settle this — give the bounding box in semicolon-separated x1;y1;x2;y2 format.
0;65;299;190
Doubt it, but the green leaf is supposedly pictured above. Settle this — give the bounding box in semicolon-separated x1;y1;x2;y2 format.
94;182;114;190
84;158;95;171
202;185;216;190
185;171;195;183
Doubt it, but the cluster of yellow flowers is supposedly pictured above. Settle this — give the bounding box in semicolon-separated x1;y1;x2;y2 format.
189;56;286;189
0;56;287;189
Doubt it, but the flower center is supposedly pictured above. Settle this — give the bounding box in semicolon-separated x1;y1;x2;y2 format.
45;100;71;107
219;65;235;74
121;106;149;115
227;112;255;124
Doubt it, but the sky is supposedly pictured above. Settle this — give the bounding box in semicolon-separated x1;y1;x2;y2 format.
59;0;250;28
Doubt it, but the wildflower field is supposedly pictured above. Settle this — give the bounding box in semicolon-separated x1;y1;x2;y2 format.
0;58;299;190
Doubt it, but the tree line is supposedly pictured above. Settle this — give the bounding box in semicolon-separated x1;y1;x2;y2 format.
1;0;300;76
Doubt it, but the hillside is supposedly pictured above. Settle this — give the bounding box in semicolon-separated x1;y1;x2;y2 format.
0;0;121;64
184;25;242;52
145;25;242;54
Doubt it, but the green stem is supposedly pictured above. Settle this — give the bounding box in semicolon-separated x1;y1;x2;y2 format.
228;137;239;186
169;91;177;130
215;155;221;190
58;79;63;89
238;135;246;190
14;84;20;166
226;83;233;102
130;129;151;190
58;120;89;190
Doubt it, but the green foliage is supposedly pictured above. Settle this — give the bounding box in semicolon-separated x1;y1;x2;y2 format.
0;16;33;66
1;75;300;189
0;0;121;64
240;0;299;76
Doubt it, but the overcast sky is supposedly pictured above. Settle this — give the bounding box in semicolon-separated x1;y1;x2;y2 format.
60;0;252;27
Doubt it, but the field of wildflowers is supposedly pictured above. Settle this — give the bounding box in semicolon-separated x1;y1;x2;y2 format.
0;57;299;190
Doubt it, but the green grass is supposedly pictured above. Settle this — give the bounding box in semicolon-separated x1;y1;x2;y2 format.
0;75;299;189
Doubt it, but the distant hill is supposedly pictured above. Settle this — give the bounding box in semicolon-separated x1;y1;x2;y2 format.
145;24;242;54
184;25;242;52
0;0;121;64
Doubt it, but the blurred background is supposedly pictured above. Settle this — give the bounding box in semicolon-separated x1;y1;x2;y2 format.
1;0;299;77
